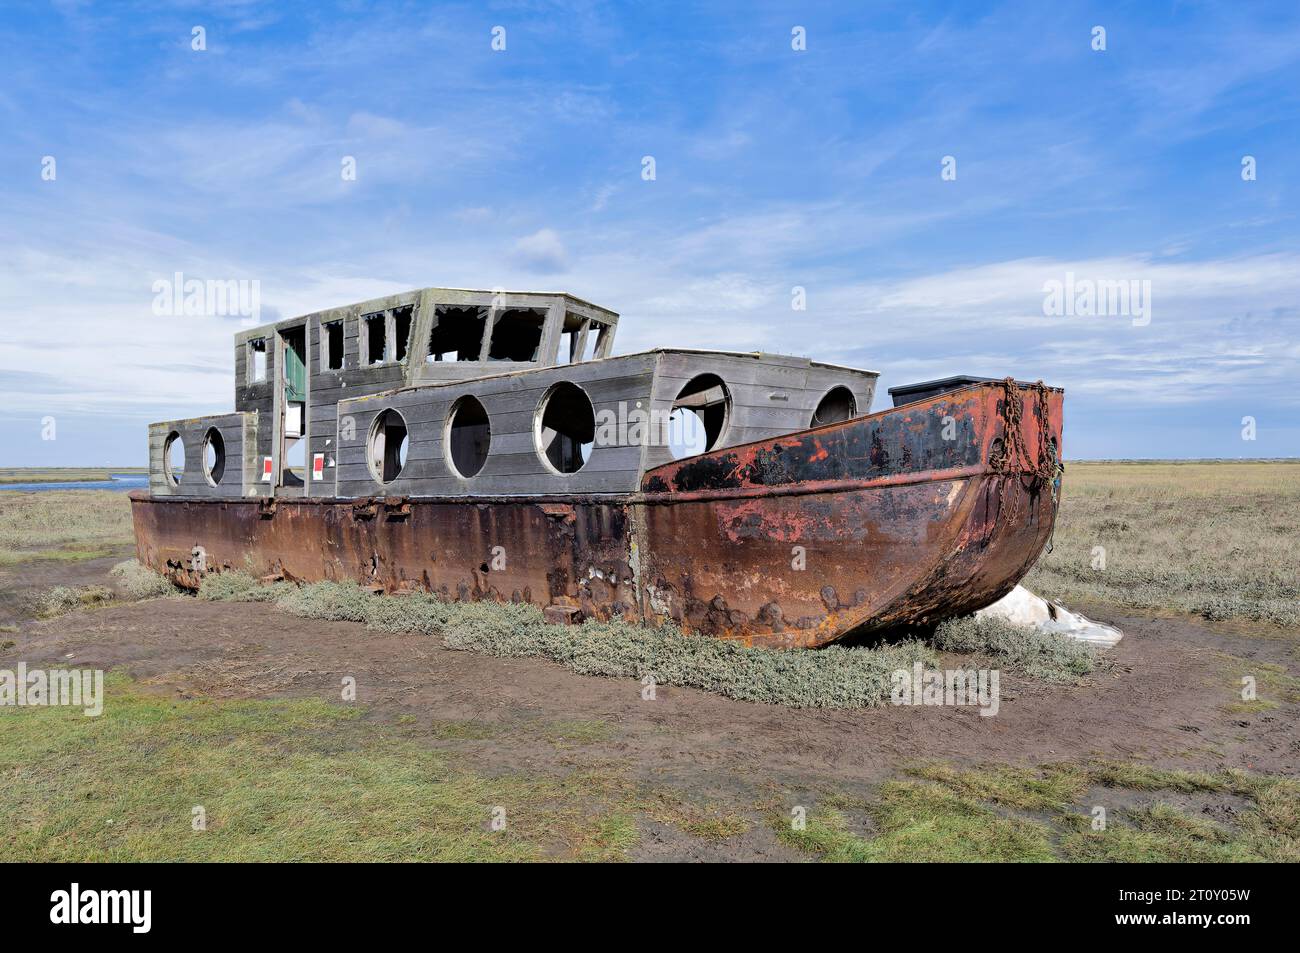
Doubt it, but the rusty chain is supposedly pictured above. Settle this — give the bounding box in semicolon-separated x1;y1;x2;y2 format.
989;378;1063;533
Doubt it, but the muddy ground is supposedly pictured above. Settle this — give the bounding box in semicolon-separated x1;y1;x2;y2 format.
2;556;1297;861
0;550;133;626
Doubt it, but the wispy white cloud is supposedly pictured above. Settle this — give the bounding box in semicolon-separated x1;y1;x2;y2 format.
512;228;569;273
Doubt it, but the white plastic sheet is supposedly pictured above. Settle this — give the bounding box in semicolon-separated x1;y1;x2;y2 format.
974;585;1123;647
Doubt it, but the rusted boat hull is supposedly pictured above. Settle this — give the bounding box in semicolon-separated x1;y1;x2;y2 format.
129;494;643;622
635;380;1063;647
636;473;1056;648
131;380;1063;648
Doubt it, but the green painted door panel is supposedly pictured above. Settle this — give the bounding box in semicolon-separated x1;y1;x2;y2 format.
283;338;307;401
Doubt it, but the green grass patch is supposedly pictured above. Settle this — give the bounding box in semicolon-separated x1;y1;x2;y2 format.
1061;803;1252;862
1084;760;1233;794
0;675;647;861
639;790;752;841
776;781;1058;862
543;720;615;746
905;761;1088;812
779;760;1300;863
1224;699;1280;714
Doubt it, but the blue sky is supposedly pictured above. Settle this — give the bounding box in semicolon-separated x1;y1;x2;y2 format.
1;0;1297;464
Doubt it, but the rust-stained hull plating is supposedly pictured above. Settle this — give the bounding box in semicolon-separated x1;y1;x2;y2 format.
131;380;1063;649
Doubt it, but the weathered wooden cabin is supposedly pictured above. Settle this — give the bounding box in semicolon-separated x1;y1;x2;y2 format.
148;287;877;499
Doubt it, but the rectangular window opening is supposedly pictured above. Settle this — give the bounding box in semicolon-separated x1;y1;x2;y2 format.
556;316;587;366
427;306;488;362
393;305;414;363
249;339;268;383
363;313;387;365
582;323;607;361
487;308;546;362
323;321;344;371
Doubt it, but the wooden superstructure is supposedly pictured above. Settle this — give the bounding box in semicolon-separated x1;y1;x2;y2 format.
148;288;877;499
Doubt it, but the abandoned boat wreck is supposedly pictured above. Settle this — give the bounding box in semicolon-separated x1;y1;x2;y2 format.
131;286;1064;649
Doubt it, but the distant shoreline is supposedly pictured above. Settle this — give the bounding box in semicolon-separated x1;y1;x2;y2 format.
1064;458;1300;465
0;468;148;485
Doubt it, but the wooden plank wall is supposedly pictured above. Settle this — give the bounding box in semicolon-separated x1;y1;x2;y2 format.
233;326;278;479
331;350;877;498
335;353;660;497
148;412;258;497
642;351;877;470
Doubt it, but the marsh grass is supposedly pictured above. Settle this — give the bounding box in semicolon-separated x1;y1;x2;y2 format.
1214;651;1300;709
931;615;1097;682
0;468;144;485
109;559;178;600
1027;462;1300;625
776;781;1059;862
200;573;937;709
0;491;134;565
5;673;1293;862
778;760;1300;863
29;585;115;619
201;571;1104;704
18;560;177;620
0;675;648;862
